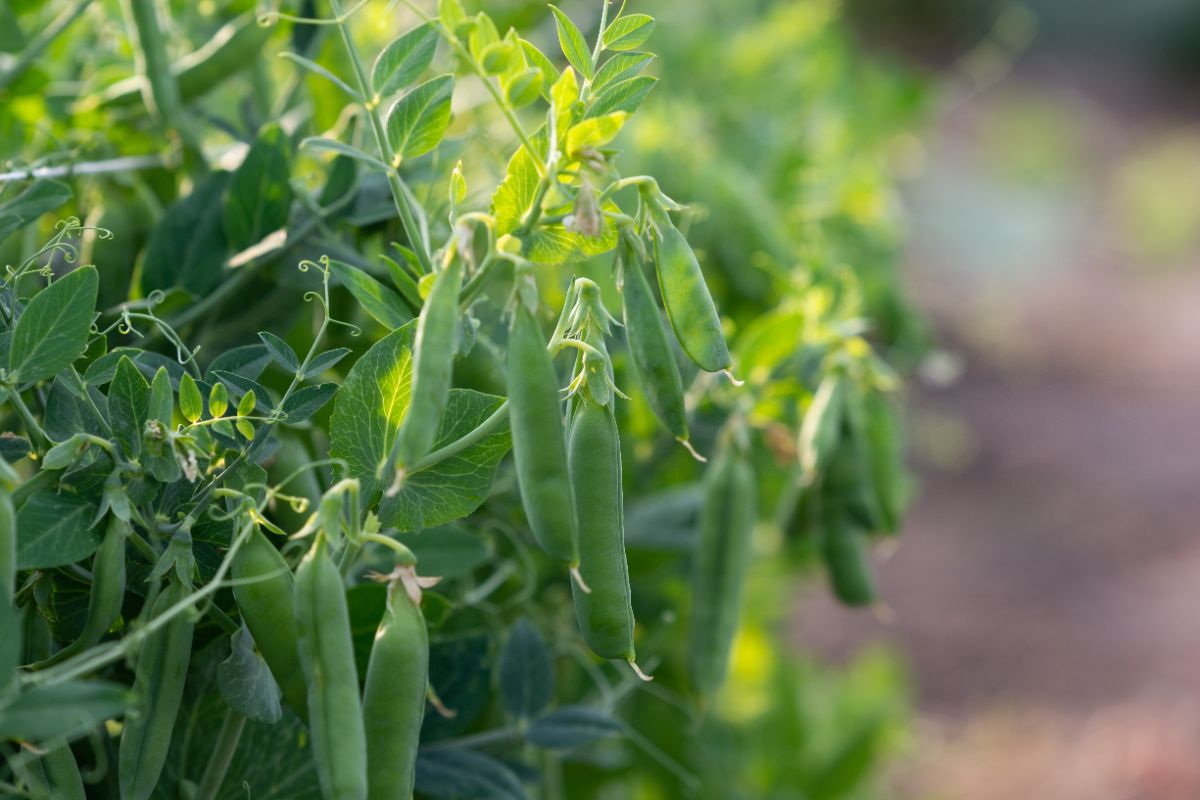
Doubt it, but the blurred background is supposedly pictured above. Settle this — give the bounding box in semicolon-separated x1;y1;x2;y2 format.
794;0;1200;797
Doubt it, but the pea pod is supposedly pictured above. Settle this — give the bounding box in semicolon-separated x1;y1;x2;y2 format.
0;488;14;604
363;580;428;800
507;304;579;565
569;396;635;662
649;208;731;374
231;526;308;721
688;444;757;695
121;0;182;124
119;578;196;800
820;507;877;607
620;241;689;443
37;745;85;800
798;372;846;484
90;15;272;110
294;536;368;800
863;390;907;533
393;255;464;473
36;515;128;668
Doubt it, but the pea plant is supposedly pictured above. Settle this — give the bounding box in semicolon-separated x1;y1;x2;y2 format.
0;0;914;798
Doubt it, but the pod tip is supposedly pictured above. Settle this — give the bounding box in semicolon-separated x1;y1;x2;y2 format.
676;437;707;463
570;565;592;594
721;369;745;387
628;659;654;682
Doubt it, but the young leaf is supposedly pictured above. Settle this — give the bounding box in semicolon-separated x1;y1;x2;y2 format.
526;706;623;749
209;381;229;417
302;348;352;380
328;259;414;329
593;51;654;91
179;372;203;423
386;74;455;161
520;39;559;97
438;0;467;32
0;180;72;244
381;255;424;312
602;13;654;51
587;74;656;118
8;266;98;384
148;366;173;425
15;491;100;570
467;12;500;63
222;123;293;250
109;356;149;458
498;619;553;719
565;111;628;156
258;331;300;374
281;383;337;422
371;22;438;97
503;67;543;108
549;5;593;80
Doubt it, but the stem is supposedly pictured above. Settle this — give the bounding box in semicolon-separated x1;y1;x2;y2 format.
457;254;500;308
0;0;93;91
194;710;246;800
6;387;51;450
407;400;509;475
420;726;523;753
328;0;434;274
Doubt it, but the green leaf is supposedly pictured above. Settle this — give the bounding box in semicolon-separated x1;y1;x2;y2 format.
8;266;97;384
526;706;623;749
415;749;526;800
386;74;455;161
0;180;72;244
0;680;129;741
502;67;543;108
15;491;100;570
207;344;272;382
520;39;559;98
467;13;500;62
209;381;229;417
549;5;593;80
219;626;283;725
328;259;413;329
438;0;467;32
149;366;173;425
423;634;491;738
0;0;25;53
593;52;654;91
179;373;203;423
281;383;337;422
587;75;656;118
222;123;293;251
140;172;231;296
258;331;299;374
328;324;511;530
565;111;628;156
302;348;351;380
396;526;491;579
0;602;19;699
109;356;149;458
498;619;553;719
602;13;654;51
372;22;438;96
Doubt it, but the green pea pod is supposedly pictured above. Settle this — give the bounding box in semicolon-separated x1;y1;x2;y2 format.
842;385;887;532
569;397;636;661
294;537;368;800
863;390;907;533
798;372;846;484
507;304;579;565
0;489;14;603
363;581;428;800
621;242;689;442
688;445;757;696
35;516;128;668
93;16;273;111
119;578;196;800
121;0;182;124
820;508;877;607
650;212;731;374
231;526;308;722
393;256;464;472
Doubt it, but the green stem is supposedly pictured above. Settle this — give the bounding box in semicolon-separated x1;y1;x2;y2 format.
328;0;434;274
0;0;93;91
194;710;246;800
407;400;509;475
6;387;51;450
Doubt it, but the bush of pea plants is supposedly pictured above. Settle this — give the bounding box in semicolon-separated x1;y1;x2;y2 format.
0;0;919;797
